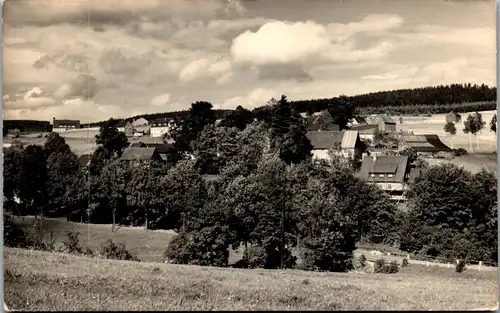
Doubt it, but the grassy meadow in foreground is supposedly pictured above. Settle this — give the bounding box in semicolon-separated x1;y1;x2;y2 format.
4;248;498;311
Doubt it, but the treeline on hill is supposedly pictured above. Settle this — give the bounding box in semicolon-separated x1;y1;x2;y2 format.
3;120;52;135
4;96;497;270
76;83;496;128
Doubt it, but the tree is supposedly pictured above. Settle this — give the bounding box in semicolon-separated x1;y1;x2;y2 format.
219;105;254;130
402;164;497;264
327;95;354;130
443;122;457;149
489;114;496;134
18;145;48;217
270;95;312;165
177;101;217;152
194;125;240;174
99;160;128;231
3;146;24;213
463;112;485;150
43;132;71;156
95;118;129;157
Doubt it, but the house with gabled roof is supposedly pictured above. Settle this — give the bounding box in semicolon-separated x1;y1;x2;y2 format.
120;147;163;166
349;124;379;140
359;155;417;201
307;110;340;131
372;114;397;132
306;130;364;162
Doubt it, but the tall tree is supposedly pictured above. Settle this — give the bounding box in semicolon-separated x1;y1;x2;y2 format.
95;118;129;157
270;95;312;165
443;122;457;149
18;145;48;217
219;105;254;130
195;125;240;174
489;114;497;134
43;132;71;156
327;95;354;130
463;112;485;150
99;160;128;231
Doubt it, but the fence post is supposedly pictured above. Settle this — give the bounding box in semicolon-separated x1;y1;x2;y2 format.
426;261;429;267
407;254;410;260
478;261;482;271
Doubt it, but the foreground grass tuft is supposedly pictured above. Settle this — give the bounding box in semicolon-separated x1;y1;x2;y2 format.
5;248;497;311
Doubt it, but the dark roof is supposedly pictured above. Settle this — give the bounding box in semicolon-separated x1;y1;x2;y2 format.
401;134;451;152
353;116;367;124
53;119;80;128
350;124;378;132
306;131;344;150
78;154;92;167
359;155;409;183
130;143;175;154
373;114;396;124
120;147;158;161
424;135;452;152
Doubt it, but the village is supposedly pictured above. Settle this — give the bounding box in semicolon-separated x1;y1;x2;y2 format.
40;109;475;204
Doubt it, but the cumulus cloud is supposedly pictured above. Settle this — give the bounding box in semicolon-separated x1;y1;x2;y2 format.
53;74;99;100
219;87;280;109
179;58;233;84
3;87;56;110
258;64;313;82
150;93;172;107
99;48;152;75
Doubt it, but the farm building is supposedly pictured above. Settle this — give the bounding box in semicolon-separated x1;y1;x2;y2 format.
129;142;175;164
150;118;175;138
306;130;364;161
400;134;452;157
348;116;368;127
307;110;340;131
445;111;462;124
120;147;163;165
359;155;417;201
372;114;396;132
349;124;378;140
52;118;80;132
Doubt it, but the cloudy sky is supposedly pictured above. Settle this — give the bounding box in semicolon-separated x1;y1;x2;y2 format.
2;0;495;123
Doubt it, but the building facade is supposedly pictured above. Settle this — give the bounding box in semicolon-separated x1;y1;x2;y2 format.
52;118;81;132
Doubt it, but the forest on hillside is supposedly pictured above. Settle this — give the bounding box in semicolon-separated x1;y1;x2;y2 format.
4;83;497;131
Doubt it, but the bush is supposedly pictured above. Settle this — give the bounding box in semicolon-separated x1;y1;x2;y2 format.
100;239;139;262
60;231;88;255
242;246;267;269
164;226;231;267
402;258;409;267
456;259;467;273
374;259;399;274
3;213;56;251
453;148;468;156
356;254;367;269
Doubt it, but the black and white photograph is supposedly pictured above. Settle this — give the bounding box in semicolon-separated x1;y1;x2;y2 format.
2;0;498;310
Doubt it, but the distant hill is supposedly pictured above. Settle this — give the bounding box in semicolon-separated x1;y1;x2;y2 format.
4;83;497;130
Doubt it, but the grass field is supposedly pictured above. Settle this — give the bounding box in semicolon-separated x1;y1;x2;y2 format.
4;248;497;311
393;110;497;153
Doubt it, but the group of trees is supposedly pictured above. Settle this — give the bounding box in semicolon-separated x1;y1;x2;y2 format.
4;92;498;270
444;112;497;151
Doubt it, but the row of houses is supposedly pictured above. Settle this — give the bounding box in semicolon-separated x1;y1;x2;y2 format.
302;111;453;201
52;117;176;138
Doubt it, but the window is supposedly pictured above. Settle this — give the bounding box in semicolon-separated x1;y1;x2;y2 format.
370;174;375;178
388;174;393;178
379;174;384;178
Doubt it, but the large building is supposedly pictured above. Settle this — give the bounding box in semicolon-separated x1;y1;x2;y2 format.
358;155;419;201
52;118;80;132
306;130;365;162
150;118;175;138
